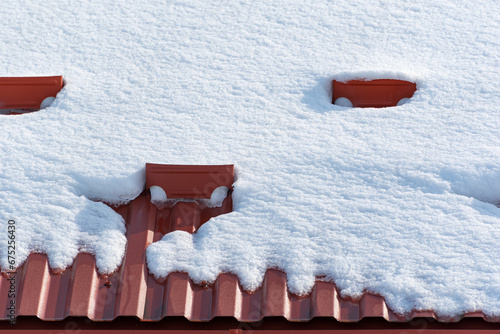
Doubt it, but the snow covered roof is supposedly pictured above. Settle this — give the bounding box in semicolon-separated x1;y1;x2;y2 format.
1;0;500;320
1;189;495;324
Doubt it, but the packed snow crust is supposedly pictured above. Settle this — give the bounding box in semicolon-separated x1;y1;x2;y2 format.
1;0;500;317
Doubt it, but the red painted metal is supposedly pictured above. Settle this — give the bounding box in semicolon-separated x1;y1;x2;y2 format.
1;191;496;324
146;164;234;199
0;76;64;110
1;164;498;331
0;330;498;334
3;249;496;323
332;79;417;108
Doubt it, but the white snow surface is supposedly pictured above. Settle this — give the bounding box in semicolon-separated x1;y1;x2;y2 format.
1;0;500;317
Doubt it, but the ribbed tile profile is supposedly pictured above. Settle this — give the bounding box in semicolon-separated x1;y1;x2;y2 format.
0;164;496;323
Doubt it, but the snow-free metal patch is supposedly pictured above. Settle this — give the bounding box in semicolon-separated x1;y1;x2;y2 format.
0;76;64;115
146;163;234;233
332;79;417;108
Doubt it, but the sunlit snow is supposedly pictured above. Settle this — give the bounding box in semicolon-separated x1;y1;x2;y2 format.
1;0;499;317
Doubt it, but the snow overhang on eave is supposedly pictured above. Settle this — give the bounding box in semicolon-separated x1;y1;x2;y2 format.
1;164;498;331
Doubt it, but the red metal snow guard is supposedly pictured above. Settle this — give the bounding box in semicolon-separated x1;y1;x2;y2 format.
0;76;64;111
146;163;234;199
1;164;499;332
332;79;417;108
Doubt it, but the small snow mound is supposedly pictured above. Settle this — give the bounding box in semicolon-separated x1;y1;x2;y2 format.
146;231;195;279
397;98;410;106
334;97;353;107
40;96;56;109
150;185;167;204
73;168;146;205
208;186;229;208
446;169;500;206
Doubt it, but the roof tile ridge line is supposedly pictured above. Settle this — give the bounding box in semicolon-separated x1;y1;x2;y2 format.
211;269;243;319
142;261;497;323
358;292;390;321
112;200;134;319
143;196;166;321
162;272;194;319
310;279;340;320
16;254;50;318
408;309;495;323
7;255;27;319
185;275;195;320
159;268;398;322
160;269;309;316
114;195;155;319
142;199;162;319
64;254;100;319
331;281;342;321
63;254;80;319
41;258;73;320
142;201;168;321
87;256;100;320
154;201;196;320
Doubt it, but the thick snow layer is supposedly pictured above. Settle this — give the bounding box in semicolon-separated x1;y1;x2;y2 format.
1;0;500;317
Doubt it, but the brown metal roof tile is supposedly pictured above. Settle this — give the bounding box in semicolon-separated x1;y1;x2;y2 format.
1;164;497;326
145;164;234;199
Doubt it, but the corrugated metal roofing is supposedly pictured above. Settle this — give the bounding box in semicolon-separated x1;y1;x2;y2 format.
1;164;497;325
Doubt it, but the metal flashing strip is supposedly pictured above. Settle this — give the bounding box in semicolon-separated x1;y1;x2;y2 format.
146;164;234;199
332;79;417;108
0;76;64;111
